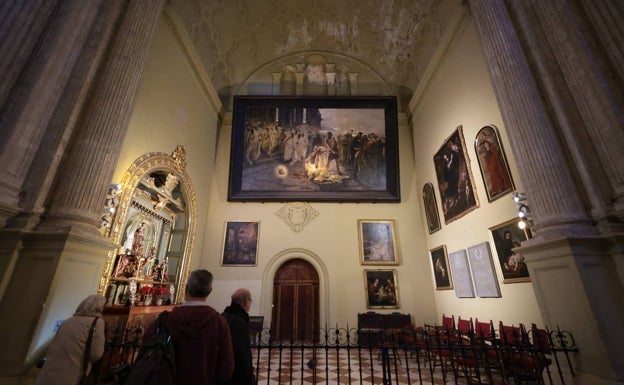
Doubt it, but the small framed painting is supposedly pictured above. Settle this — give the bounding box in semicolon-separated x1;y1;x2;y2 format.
474;125;515;202
364;269;400;309
221;221;260;266
430;245;453;290
423;183;441;234
358;219;399;265
489;218;532;283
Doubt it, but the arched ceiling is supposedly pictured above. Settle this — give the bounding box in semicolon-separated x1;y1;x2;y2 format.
169;0;467;109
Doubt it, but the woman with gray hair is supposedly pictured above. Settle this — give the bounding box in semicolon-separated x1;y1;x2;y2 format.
36;294;106;385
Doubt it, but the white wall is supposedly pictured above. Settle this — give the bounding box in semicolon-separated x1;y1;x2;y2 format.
410;18;544;327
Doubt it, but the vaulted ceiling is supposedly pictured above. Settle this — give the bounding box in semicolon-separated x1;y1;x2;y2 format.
170;0;467;109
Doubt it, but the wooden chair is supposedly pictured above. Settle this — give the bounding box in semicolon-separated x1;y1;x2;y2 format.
453;318;500;383
498;322;552;383
425;315;457;381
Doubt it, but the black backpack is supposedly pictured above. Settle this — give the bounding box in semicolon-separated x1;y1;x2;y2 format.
124;311;176;385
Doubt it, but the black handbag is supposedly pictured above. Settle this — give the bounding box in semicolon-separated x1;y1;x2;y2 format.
80;317;100;385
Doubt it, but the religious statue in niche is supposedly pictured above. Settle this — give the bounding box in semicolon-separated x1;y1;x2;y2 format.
131;221;146;256
112;215;171;283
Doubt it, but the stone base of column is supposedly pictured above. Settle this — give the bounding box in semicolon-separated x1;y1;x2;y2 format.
0;203;19;229
0;229;114;377
0;229;23;302
520;233;624;383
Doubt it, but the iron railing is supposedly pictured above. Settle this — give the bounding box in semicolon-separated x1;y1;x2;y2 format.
98;324;578;385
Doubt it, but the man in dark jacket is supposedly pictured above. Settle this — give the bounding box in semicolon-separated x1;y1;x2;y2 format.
219;289;255;385
163;269;235;385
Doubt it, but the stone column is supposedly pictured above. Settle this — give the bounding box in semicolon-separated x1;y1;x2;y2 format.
467;1;590;237
0;0;166;377
40;0;166;235
468;1;624;383
349;73;359;96
295;66;305;96
0;0;57;110
511;0;624;225
272;72;282;95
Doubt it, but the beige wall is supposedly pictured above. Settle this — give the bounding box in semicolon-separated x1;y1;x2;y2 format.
116;17;221;280
27;15;225;359
410;19;543;326
112;16;545;331
203;113;438;326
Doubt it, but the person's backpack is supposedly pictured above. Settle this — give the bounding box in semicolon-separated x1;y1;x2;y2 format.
124;310;176;385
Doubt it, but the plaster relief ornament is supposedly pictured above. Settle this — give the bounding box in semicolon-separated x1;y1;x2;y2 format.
276;202;319;233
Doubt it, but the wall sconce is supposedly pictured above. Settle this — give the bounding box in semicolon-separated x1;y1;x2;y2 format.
512;192;527;203
512;192;532;229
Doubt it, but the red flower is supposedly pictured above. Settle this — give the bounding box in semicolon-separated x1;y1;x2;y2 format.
139;286;155;295
154;286;170;296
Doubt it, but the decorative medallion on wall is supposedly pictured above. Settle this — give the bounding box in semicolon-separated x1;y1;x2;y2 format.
276;202;319;233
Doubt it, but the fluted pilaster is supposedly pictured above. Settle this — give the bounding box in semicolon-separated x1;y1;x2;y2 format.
468;0;591;237
526;0;624;221
0;0;57;110
0;1;108;222
41;0;166;234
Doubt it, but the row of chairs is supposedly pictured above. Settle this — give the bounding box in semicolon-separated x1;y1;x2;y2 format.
426;314;554;384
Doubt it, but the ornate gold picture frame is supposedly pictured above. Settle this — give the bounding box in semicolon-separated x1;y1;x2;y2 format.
364;269;400;309
358;219;399;265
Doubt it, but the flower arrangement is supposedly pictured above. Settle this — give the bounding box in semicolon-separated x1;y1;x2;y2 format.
154;286;170;298
139;285;155;296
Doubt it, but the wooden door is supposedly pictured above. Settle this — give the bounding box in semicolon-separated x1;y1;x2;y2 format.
272;259;319;341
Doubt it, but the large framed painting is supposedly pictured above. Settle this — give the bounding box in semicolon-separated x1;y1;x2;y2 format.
433;126;479;224
430;245;453;290
221;220;260;266
364;269;400;309
448;249;475;298
422;183;441;234
358;219;399;265
474;125;515;202
227;96;400;202
467;242;501;297
489;218;532;283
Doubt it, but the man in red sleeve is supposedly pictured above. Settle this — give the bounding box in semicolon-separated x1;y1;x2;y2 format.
165;269;235;385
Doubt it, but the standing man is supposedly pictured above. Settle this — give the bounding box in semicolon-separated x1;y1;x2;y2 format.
219;289;255;385
163;269;235;385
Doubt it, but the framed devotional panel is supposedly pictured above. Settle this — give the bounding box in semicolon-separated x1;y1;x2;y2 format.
227;96;400;203
358;219;399;265
430;245;453;290
448;249;475;298
422;183;441;234
467;242;501;298
489;218;532;283
474;125;515;202
364;269;400;309
433;126;479;224
221;220;260;266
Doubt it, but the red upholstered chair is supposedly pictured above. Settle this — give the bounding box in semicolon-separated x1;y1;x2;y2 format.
426;314;457;380
441;314;456;330
498;322;552;383
456;317;473;337
453;317;497;383
474;319;494;341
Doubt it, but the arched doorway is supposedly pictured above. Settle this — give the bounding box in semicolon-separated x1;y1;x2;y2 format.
272;258;319;341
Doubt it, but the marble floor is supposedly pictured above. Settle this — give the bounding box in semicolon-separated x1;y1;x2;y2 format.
252;347;505;385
